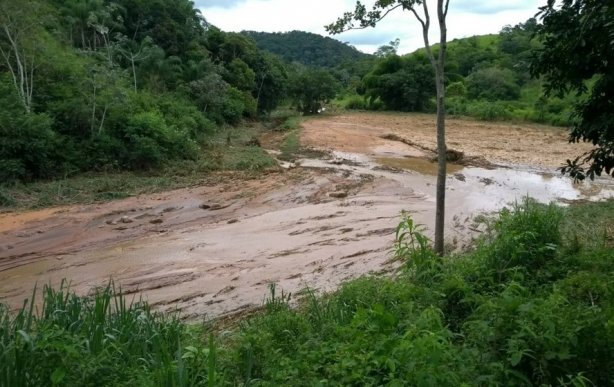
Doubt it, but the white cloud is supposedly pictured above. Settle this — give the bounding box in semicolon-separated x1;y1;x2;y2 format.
200;0;547;55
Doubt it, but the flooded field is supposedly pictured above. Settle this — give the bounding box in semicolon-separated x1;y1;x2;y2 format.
1;112;612;319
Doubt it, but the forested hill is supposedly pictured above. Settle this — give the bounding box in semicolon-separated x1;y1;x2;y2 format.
0;0;288;183
242;30;371;68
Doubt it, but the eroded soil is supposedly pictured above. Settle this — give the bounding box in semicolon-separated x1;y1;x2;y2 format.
301;112;592;168
1;112;612;319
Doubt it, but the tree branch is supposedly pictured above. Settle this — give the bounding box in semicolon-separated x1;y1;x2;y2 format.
409;8;426;29
326;4;403;33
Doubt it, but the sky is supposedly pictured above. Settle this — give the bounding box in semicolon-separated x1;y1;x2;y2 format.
195;0;548;55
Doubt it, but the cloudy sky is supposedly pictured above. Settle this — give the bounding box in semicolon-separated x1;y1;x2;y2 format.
195;0;547;54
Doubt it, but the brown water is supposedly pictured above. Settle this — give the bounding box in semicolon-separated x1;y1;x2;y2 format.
374;156;465;175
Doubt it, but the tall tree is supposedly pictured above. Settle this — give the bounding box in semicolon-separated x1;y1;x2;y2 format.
374;38;401;58
327;0;450;255
0;0;48;113
531;0;614;180
288;67;340;114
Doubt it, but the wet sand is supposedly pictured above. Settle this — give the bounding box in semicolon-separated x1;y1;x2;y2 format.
1;112;612;319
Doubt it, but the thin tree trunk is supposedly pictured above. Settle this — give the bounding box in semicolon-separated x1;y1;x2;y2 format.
91;85;97;136
433;0;449;256
434;68;446;255
131;55;137;91
2;24;32;113
98;105;107;134
410;0;448;255
255;75;266;111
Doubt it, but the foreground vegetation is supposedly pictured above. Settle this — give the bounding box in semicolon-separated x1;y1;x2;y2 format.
2;199;613;385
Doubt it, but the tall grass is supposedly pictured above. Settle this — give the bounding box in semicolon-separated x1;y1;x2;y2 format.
0;282;217;386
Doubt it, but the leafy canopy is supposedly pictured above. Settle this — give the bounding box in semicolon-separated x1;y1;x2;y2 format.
531;0;614;180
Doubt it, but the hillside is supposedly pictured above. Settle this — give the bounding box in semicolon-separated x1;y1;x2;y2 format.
0;0;288;183
342;20;578;127
242;30;372;68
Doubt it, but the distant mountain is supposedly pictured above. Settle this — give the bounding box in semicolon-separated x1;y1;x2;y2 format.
241;30;372;68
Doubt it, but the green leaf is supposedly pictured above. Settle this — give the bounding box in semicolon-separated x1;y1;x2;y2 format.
51;368;66;385
510;351;523;366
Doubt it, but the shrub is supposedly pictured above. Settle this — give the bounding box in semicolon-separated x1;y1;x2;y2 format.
466;100;514;121
343;95;367;110
222;87;248;124
466;67;521;101
0;111;64;182
120;111;199;169
446;81;467;97
481;199;563;280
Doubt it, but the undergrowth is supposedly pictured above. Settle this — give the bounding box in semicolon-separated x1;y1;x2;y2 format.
0;124;277;210
2;199;613;385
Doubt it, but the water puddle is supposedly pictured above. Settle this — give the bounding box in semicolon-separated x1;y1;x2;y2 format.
450;167;613;212
374;156;464;175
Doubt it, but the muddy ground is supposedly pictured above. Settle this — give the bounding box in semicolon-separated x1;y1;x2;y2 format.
1;112;612;320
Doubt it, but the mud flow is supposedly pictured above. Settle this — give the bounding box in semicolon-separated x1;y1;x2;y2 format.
1;113;612;320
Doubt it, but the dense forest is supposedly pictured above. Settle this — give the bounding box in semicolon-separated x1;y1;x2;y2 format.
0;0;289;183
242;30;371;68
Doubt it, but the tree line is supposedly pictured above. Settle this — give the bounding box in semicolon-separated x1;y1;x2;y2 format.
0;0;340;183
1;0;610;183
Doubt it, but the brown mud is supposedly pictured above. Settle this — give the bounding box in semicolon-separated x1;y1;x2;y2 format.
1;112;612;320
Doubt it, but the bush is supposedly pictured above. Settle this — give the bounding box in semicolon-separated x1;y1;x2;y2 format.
466;67;521;101
466;100;514;121
343;95;367;110
222;87;249;124
446;81;467;97
120;111;199;169
479;199;563;281
0;111;64;182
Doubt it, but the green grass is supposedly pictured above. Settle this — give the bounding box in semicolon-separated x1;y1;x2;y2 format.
2;199;613;385
279;116;301;131
221;199;614;386
278;129;301;162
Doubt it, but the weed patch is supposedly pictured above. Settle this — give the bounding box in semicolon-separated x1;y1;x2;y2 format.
278;130;301;162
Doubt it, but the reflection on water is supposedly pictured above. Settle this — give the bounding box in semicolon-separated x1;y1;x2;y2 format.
455;167;612;212
304;153;614;212
374;155;613;211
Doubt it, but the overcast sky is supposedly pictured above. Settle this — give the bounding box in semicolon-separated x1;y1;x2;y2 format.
195;0;547;55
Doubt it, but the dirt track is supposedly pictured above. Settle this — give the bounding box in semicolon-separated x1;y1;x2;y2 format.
1;113;611;319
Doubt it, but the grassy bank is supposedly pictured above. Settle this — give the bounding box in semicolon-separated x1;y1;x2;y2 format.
1;199;613;385
0;124;278;211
